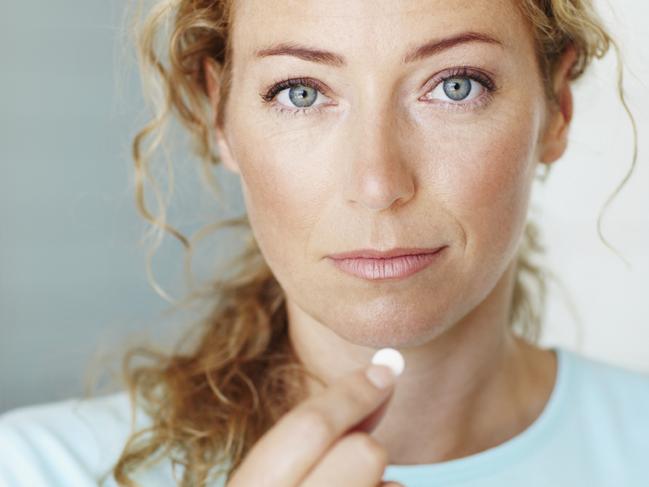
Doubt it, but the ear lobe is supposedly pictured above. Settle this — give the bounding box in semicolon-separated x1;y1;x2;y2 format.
540;45;577;164
203;57;240;175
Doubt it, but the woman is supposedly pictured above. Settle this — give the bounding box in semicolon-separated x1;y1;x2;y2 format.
0;0;646;486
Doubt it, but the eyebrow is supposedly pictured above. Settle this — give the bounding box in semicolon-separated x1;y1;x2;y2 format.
253;31;503;67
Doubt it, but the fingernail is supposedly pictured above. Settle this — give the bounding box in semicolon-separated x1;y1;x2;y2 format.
366;348;405;389
365;364;396;389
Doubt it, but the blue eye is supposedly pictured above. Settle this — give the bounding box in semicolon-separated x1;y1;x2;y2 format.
423;67;497;106
261;77;331;114
442;77;472;101
261;68;497;116
428;76;484;103
286;84;319;107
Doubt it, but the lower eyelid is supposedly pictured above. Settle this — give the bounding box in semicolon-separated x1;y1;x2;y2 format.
271;102;327;117
424;91;494;112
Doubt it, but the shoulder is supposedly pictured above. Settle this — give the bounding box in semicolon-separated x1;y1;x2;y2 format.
0;392;138;486
560;347;649;445
564;347;649;403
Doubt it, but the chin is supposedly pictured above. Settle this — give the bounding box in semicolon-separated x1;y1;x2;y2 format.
325;309;453;349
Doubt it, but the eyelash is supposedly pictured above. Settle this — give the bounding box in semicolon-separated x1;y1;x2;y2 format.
259;66;498;117
260;76;330;117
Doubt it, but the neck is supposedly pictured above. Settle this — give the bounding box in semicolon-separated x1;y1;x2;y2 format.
286;260;557;464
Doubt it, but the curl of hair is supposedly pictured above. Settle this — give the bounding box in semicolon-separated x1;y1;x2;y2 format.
112;0;638;485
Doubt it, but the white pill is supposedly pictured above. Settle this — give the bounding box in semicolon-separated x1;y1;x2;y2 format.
371;348;405;377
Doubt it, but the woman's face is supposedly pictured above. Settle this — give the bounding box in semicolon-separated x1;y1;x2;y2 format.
212;0;563;347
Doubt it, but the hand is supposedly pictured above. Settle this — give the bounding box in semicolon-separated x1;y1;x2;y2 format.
226;363;404;487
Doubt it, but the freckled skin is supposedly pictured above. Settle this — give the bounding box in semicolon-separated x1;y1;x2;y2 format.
207;0;573;463
217;0;548;347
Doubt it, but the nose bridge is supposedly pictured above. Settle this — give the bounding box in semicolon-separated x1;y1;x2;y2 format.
343;86;416;212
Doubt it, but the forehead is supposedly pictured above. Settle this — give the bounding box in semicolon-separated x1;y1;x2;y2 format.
230;0;530;66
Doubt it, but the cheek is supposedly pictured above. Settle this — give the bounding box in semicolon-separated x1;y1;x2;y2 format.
231;126;329;277
421;108;540;262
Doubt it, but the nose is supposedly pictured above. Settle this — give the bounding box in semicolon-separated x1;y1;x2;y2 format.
342;104;416;212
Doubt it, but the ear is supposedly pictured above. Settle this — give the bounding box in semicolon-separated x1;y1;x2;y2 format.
539;45;577;164
203;56;240;175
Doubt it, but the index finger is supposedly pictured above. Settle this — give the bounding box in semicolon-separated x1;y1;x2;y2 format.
228;363;398;487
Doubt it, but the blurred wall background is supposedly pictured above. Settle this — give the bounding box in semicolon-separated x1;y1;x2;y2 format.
1;0;647;414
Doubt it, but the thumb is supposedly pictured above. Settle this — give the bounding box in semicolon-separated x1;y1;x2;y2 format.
344;383;396;434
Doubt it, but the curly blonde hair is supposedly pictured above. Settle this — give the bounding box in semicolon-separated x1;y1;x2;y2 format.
111;0;638;485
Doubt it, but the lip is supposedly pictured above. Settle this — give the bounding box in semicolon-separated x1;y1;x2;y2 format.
326;246;447;281
327;246;446;260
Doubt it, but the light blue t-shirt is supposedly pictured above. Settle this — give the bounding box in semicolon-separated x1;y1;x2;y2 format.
1;346;648;486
